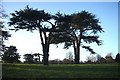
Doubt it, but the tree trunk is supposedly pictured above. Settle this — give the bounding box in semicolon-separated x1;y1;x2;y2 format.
76;43;80;64
74;42;80;64
73;41;77;63
38;27;50;65
73;37;81;64
73;41;80;64
43;43;49;65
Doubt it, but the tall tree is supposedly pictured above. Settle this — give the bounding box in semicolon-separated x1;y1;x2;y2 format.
53;11;104;64
0;4;11;58
2;46;20;63
8;6;55;65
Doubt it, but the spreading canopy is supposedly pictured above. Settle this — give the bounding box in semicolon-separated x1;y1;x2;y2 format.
9;5;52;32
51;11;104;54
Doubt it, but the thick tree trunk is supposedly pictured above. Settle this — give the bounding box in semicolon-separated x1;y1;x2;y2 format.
76;43;80;64
74;31;82;64
73;41;79;64
43;43;49;65
73;41;77;63
74;42;80;64
38;27;50;65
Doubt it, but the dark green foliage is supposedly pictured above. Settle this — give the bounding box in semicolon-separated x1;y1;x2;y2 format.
82;46;96;54
71;11;103;33
1;31;11;53
1;31;11;40
24;53;43;64
24;54;34;64
82;36;102;45
52;10;104;64
33;53;42;63
2;46;21;63
9;5;52;32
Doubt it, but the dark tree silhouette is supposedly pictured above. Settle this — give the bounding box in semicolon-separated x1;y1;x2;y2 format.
8;6;104;64
2;46;20;63
8;6;56;65
99;57;106;63
1;31;11;52
0;4;11;59
52;11;104;64
115;53;120;63
33;53;43;63
24;54;34;64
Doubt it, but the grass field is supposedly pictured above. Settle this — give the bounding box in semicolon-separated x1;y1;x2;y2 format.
2;63;120;79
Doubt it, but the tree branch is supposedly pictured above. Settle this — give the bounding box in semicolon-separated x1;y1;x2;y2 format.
82;46;96;54
38;27;44;46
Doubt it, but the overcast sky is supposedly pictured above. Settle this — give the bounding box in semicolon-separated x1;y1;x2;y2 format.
2;2;118;62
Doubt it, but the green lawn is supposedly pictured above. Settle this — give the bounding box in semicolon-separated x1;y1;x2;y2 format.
2;63;119;79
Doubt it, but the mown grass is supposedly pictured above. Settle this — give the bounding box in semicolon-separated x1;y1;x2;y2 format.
2;63;120;79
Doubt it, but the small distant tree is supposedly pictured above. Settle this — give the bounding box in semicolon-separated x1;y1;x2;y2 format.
99;57;106;63
86;56;92;63
63;58;71;64
96;54;101;63
86;54;96;63
24;54;34;64
49;59;61;64
66;51;73;61
2;46;21;63
105;53;114;63
115;53;120;63
33;53;43;63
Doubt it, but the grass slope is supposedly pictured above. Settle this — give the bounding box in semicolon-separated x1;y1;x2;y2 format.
2;63;119;79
